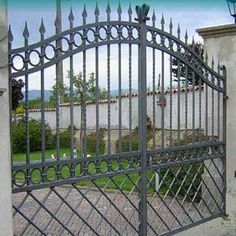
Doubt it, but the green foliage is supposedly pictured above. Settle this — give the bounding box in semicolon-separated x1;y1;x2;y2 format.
158;131;206;201
159;163;203;201
86;129;105;155
12;119;54;153
116;125;153;153
60;129;71;148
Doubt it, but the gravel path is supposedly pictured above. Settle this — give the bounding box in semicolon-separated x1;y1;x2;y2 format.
12;185;205;236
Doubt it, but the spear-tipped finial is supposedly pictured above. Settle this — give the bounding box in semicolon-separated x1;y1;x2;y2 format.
152;10;156;25
128;2;132;17
192;36;195;45
54;15;60;28
94;2;100;17
8;25;13;42
23;21;30;39
39;18;46;35
177;23;181;38
161;13;165;29
68;7;74;23
82;4;88;18
117;1;122;19
169;18;173;33
211;56;215;68
106;2;111;15
185;30;188;43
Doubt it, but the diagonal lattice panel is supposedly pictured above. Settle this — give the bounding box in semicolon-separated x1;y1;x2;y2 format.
146;155;225;236
13;172;141;235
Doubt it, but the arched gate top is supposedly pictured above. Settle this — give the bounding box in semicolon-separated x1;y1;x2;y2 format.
8;3;225;93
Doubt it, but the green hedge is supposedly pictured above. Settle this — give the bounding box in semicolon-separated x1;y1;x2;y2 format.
116;127;153;153
86;129;105;155
12;119;54;153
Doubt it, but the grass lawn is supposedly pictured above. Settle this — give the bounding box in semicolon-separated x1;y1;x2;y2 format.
13;149;155;194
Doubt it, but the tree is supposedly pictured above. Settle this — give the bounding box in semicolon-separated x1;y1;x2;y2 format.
172;42;204;86
49;71;108;152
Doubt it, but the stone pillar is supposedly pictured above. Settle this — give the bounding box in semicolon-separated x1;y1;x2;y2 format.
197;24;236;218
0;1;13;235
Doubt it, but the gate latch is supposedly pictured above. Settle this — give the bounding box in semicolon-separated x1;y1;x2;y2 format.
0;88;7;97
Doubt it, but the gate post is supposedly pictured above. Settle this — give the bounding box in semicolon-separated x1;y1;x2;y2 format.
197;25;236;218
135;4;149;235
0;0;13;235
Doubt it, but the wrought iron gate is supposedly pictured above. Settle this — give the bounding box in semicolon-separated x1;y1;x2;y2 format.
10;3;226;235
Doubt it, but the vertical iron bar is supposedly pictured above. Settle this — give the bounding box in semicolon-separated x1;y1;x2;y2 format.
185;67;188;143
184;31;188;143
82;6;87;160
55;18;61;180
222;66;227;214
40;19;46;182
8;26;13;188
136;7;148;235
217;65;221;141
152;12;156;149
95;5;100;156
118;10;122;154
106;3;111;158
211;70;215;141
161;32;165;149
177;59;181;145
56;0;64;104
23;23;30;185
199;78;202;142
192;71;195;143
129;5;133;152
205;68;209;141
177;25;181;145
169;19;173;147
69;9;75;178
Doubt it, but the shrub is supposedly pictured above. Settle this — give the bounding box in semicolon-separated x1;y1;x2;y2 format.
157;131;205;201
159;163;203;201
86;129;105;155
12;118;54;153
116;127;153;153
60;129;71;148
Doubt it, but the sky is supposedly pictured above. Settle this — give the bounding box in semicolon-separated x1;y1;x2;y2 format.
7;0;234;90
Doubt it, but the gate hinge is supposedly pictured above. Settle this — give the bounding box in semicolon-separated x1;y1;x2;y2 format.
224;95;229;100
0;88;7;96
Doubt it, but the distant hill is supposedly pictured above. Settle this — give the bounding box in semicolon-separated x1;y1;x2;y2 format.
24;90;52;101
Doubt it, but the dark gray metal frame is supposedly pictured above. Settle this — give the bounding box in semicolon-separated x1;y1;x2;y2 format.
10;3;226;236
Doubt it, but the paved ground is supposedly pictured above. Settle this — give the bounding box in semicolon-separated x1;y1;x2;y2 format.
12;186;207;236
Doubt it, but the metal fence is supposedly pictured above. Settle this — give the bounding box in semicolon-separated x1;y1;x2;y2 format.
10;3;226;235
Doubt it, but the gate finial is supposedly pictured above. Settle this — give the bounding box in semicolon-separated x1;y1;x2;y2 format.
23;21;29;39
8;25;13;42
185;30;188;44
94;2;100;18
68;7;74;23
161;13;165;30
128;3;132;21
135;4;150;23
152;10;156;26
169;18;173;34
117;2;122;20
39;18;46;35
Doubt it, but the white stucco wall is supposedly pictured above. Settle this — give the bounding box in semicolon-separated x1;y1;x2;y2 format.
0;1;13;235
28;88;206;131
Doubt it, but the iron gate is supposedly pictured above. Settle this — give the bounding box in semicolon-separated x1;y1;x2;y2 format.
10;3;226;236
